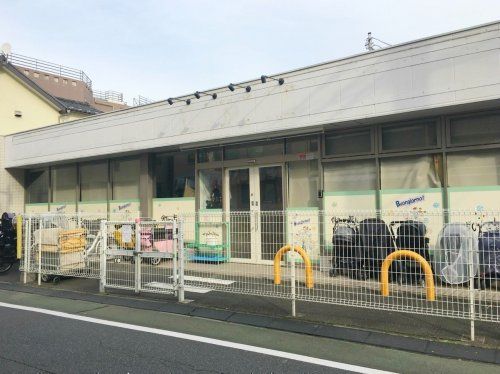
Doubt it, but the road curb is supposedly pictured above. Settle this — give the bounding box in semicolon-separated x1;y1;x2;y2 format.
0;281;498;365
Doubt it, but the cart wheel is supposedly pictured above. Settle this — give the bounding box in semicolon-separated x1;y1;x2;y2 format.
150;257;161;266
114;258;121;263
0;263;13;274
41;274;51;283
52;276;61;284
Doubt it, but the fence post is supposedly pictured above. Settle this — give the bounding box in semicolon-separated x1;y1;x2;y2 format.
134;222;141;294
172;219;178;297
177;217;185;303
38;218;42;286
290;213;296;317
468;236;476;341
28;216;32;279
99;220;107;293
23;217;29;284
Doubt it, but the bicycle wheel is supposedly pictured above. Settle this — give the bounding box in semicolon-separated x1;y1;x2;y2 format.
0;262;13;274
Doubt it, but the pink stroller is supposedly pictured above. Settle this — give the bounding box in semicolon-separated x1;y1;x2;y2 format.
140;222;175;265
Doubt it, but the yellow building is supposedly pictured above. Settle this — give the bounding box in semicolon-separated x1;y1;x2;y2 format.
0;54;101;212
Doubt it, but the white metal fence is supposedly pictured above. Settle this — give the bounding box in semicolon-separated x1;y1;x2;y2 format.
19;210;500;340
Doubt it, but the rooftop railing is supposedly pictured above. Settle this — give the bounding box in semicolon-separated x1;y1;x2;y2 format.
3;52;93;90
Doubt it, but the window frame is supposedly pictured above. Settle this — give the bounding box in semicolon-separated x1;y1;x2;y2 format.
322;126;375;159
110;156;141;201
154;151;196;199
446;110;500;148
378;118;441;154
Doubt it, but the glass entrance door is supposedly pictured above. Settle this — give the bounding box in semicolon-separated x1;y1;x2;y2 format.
226;165;284;262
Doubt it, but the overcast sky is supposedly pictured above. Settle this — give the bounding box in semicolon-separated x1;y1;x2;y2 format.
2;1;500;104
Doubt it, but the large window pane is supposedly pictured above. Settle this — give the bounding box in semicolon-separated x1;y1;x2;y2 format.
288;160;318;207
224;141;282;160
381;121;438;151
51;165;76;203
112;158;140;200
449;113;500;145
199;169;222;209
381;155;442;189
324;160;377;191
155;152;195;198
325;129;372;156
26;169;48;204
80;161;108;201
448;150;500;187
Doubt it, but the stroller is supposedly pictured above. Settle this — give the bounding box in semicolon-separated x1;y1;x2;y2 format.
0;213;17;274
359;218;397;280
478;221;500;289
434;223;478;285
391;220;431;286
330;217;366;279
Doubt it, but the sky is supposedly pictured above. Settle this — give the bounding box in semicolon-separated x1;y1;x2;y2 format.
1;1;500;104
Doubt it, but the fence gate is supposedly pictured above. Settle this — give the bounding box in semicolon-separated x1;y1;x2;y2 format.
101;219;183;297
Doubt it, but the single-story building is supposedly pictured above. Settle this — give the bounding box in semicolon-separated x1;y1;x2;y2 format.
3;21;500;263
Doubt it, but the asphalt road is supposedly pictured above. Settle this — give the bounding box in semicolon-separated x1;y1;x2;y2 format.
0;292;498;374
0;305;359;374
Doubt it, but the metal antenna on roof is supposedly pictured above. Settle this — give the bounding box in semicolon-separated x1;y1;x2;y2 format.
365;32;391;51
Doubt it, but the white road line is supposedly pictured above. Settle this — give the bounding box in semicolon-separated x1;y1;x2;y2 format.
0;301;394;374
144;282;212;294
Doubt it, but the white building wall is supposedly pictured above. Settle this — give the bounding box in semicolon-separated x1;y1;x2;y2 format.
0;136;24;212
4;22;500;168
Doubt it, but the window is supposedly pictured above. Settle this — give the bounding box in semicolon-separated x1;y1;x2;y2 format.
44;75;49;80
324;129;372;156
63;79;67;84
224;141;282;160
449;113;500;146
288;160;318;207
80;161;108;201
197;148;222;163
155;152;195;198
112;158;140;200
24;70;29;75
199;169;222;209
54;77;59;83
51;165;77;203
381;155;442;189
447;150;500;187
381;121;438;152
33;72;39;78
286;136;318;155
26;169;48;204
72;81;77;86
324;160;377;191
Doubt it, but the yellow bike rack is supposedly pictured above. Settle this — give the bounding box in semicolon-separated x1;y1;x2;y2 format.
380;250;435;301
274;245;314;289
